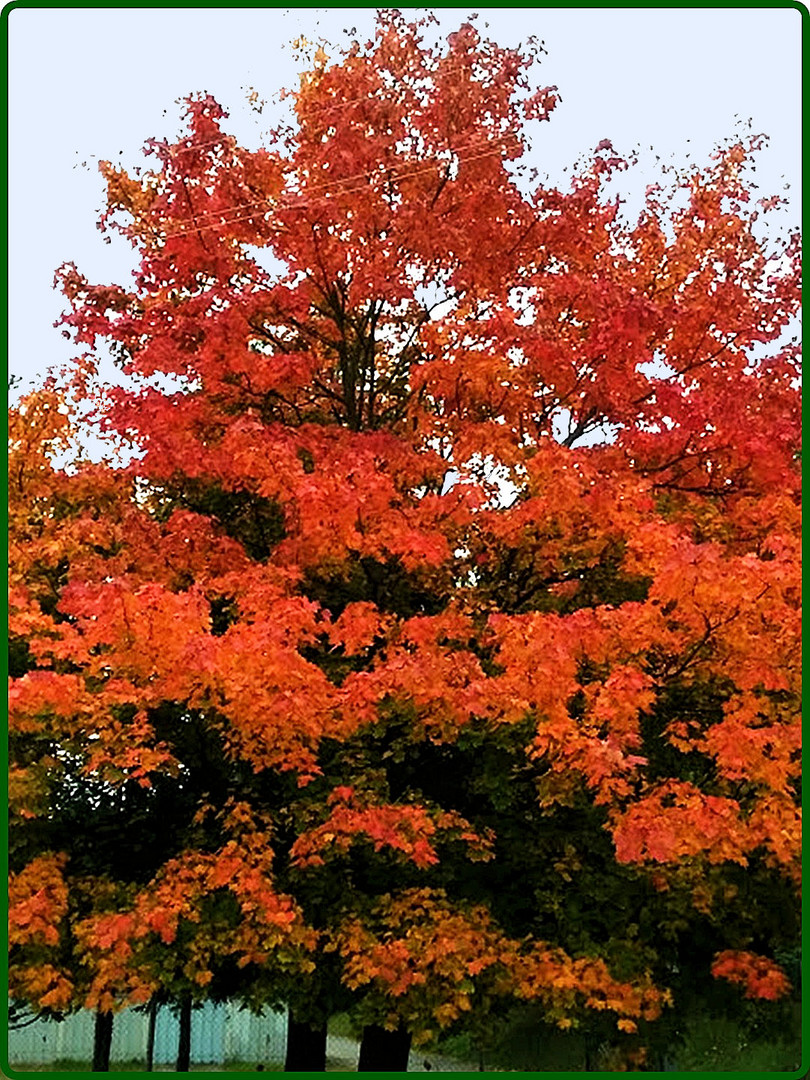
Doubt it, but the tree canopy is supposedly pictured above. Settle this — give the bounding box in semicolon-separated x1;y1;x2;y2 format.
9;12;800;1068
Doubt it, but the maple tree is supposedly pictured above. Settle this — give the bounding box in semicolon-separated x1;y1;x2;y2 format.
9;11;800;1071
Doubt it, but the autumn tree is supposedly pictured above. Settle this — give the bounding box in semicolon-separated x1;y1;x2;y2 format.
10;11;800;1072
8;392;318;1068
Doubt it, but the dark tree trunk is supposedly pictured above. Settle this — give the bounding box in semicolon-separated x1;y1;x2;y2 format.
92;1009;114;1072
358;1024;412;1072
145;997;158;1072
176;996;192;1072
584;1030;600;1072
284;1012;328;1071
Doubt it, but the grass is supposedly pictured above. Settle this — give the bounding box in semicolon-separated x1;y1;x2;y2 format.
427;1007;803;1073
675;1015;802;1073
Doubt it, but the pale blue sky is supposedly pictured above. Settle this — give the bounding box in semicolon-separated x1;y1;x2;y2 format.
8;7;801;393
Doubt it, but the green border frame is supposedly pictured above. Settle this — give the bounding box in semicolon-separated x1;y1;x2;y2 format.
2;4;806;1079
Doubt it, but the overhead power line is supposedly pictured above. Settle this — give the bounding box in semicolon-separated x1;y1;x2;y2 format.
130;135;521;242
156;53;522;160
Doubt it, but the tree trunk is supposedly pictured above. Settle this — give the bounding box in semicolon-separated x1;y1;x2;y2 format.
284;1012;328;1071
358;1024;412;1072
92;1009;114;1072
145;997;158;1072
584;1030;600;1072
176;996;192;1072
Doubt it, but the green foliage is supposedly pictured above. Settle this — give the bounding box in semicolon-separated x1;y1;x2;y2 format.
301;554;448;619
675;1012;801;1072
156;478;286;562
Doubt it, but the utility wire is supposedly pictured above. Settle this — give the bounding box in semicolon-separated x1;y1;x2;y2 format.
163;141;518;241
134;135;519;242
157;53;517;159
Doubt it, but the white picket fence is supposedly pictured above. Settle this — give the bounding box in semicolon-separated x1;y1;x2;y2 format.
8;1000;288;1067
